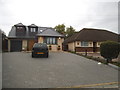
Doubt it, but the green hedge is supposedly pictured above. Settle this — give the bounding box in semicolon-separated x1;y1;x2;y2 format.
100;41;120;62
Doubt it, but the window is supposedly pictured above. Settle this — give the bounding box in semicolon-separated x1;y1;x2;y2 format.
38;30;43;33
81;41;88;47
16;26;26;36
17;27;23;29
44;37;57;44
31;28;36;32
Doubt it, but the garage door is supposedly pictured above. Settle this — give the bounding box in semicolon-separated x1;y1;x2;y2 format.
10;40;22;52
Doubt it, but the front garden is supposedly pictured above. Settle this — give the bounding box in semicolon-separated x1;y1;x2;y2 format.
69;41;120;67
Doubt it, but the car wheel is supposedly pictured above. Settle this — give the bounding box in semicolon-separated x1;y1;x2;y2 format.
32;54;35;58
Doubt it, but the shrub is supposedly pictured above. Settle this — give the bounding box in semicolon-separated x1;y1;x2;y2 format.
57;45;61;50
100;41;120;64
49;45;52;50
69;51;76;54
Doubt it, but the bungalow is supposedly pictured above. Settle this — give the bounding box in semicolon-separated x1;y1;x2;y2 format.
63;28;118;53
8;23;64;52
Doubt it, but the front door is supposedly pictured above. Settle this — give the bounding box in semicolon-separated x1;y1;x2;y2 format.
28;40;35;51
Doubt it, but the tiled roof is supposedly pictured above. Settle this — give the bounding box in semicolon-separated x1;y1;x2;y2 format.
63;32;79;45
37;28;64;37
14;23;25;27
64;28;118;44
8;24;64;38
28;24;38;27
118;34;120;42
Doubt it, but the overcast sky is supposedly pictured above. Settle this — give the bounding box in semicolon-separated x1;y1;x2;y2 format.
0;0;119;35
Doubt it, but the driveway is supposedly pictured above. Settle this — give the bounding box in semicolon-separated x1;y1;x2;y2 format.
2;52;118;88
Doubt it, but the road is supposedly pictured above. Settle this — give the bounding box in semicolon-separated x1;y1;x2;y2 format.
2;52;118;88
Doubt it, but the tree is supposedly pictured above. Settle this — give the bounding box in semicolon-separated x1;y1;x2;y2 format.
54;24;66;35
100;41;120;64
54;24;76;37
66;26;75;37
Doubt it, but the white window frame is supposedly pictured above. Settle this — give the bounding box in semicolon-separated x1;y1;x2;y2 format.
81;41;89;47
44;37;57;44
17;27;23;29
31;28;36;32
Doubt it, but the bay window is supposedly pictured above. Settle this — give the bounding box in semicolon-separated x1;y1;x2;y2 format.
44;37;57;44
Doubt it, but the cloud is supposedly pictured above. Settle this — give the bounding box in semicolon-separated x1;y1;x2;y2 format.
73;2;118;33
0;0;119;35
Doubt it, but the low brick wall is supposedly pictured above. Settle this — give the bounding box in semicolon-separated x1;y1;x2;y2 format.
75;47;100;52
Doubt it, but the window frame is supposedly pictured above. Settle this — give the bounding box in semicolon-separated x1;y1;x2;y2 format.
30;28;36;32
81;41;89;47
44;37;57;45
17;27;23;29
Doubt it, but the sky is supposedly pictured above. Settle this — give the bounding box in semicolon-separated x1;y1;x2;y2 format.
0;0;119;35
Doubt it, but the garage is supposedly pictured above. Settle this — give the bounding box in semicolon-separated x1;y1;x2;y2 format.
10;40;22;52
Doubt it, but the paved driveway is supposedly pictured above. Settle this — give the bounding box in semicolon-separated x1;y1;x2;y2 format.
2;52;118;88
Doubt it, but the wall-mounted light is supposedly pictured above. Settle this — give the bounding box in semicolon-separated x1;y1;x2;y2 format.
59;37;61;40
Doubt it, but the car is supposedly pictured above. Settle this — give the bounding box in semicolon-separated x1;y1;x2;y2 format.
32;43;49;58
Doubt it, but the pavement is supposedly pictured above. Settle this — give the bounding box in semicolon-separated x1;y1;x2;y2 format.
2;52;119;88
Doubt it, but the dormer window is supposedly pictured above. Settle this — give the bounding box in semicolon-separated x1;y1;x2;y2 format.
17;27;23;29
31;28;36;32
16;26;26;36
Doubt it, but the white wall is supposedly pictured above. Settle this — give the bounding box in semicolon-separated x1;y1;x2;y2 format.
22;40;27;50
96;42;101;47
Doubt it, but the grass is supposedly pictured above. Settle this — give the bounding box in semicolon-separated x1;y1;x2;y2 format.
110;62;120;67
68;51;120;67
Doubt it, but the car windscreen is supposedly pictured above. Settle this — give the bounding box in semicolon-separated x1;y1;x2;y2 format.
33;43;47;48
